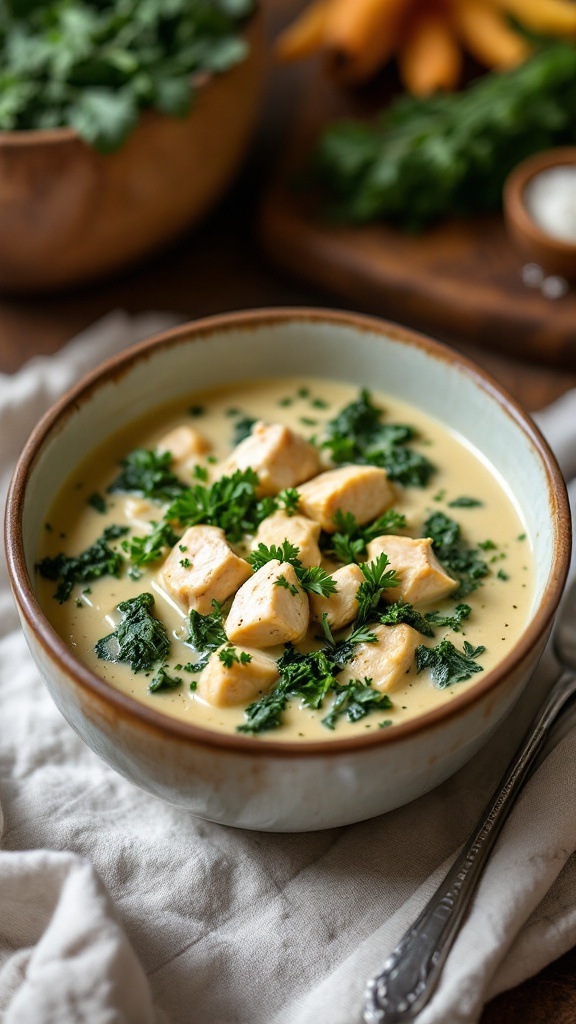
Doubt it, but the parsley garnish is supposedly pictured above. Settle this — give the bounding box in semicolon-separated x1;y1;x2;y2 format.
325;507;407;564
423;511;489;596
37;524;127;602
448;497;483;508
108;449;186;501
218;646;252;668
166;469;275;544
355;553;400;625
122;521;178;567
322;389;435;487
185;602;227;672
94;593;170;672
416;639;485;689
0;0;254;153
275;574;300;596
248;541;337;597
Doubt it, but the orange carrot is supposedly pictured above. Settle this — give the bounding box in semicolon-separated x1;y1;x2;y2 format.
398;7;462;95
275;0;335;62
450;0;531;69
324;0;415;83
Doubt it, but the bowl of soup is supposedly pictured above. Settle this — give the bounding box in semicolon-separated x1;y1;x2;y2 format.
4;309;571;831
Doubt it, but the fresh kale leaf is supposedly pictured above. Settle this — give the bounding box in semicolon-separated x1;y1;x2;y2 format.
36;524;127;602
305;45;576;230
423;511;489;596
94;592;170;672
0;0;254;151
415;639;485;689
379;601;434;637
425;603;472;632
322;389;435;487
185;602;228;672
149;664;182;693
108;449;186;502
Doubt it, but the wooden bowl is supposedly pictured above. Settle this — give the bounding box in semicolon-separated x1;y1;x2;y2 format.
0;16;263;293
504;148;576;281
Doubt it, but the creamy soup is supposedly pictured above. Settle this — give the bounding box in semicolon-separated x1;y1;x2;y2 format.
36;377;534;742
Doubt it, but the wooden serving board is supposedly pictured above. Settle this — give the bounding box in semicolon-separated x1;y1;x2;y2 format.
259;66;576;367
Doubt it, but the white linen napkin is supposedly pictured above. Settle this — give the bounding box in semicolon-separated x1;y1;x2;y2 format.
1;315;575;1024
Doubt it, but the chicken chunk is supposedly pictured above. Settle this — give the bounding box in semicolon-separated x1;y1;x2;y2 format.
296;465;395;533
309;562;364;631
156;425;210;464
225;561;309;647
196;646;279;708
367;534;458;606
252;511;322;569
158;525;251;614
338;623;420;693
218;421;320;496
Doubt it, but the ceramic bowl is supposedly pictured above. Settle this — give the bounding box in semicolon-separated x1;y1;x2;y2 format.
504;147;576;281
5;309;571;831
0;16;263;292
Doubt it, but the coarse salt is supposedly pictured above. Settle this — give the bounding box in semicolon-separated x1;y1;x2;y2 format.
524;165;576;244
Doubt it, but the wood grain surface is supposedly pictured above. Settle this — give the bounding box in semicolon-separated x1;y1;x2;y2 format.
0;1;575;1020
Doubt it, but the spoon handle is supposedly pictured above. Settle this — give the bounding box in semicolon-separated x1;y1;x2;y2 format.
363;668;576;1024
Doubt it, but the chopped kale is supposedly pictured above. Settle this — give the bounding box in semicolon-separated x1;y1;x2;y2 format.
94;593;170;672
448;497;483;508
322;678;392;730
36;524;127;602
231;415;257;446
87;492;107;513
379;601;435;637
416;639;485;689
322;389;435;487
185;602;228;672
425;603;472;632
149;664;182;693
423;511;489;596
108;448;186;501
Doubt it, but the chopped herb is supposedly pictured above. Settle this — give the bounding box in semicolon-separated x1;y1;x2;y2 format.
122;521;178;567
192;465;209;482
448;497;483;508
277;488;300;516
379;601;434;637
149;664;182;693
94;593;170;672
297;387;310;398
108;449;186;501
299;416;318;427
44;522;53;532
311;397;329;409
326;507;407;564
248;540;337;597
416;639;485;689
322;389;435;487
278;396;293;407
423;511;489;596
179;544;188;552
180;558;192;568
379;720;393;729
322;678;392;730
87;492;107;513
231;415;257;446
479;539;498;551
188;405;205;417
37;524;127;602
425;603;472;632
166;468;275;543
218;646;252;668
517;533;526;542
355;553;400;626
497;569;510;581
185;602;227;672
320;618;378;668
275;574;300;596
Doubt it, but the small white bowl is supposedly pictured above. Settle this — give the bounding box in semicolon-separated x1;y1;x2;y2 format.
4;309;571;831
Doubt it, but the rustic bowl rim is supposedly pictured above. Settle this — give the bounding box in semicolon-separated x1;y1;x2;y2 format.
5;307;572;759
504;146;576;255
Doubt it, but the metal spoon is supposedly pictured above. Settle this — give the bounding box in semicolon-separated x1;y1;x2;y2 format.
363;576;576;1024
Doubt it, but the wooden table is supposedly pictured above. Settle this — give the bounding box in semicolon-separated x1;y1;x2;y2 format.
1;2;575;1019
